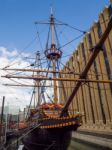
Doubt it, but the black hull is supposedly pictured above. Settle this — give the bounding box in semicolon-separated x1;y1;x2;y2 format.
22;125;79;150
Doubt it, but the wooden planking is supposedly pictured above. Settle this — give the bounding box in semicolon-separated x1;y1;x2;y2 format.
77;45;90;124
85;33;104;125
83;35;98;125
72;53;85;122
68;58;75;116
90;22;111;125
60;4;112;130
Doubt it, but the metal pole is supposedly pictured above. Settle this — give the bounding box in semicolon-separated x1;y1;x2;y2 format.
17;109;20;149
4;112;8;145
0;96;5;145
0;96;5;124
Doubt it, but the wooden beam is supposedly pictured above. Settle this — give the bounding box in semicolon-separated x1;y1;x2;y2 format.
3;84;76;88
2;68;80;75
2;75;112;83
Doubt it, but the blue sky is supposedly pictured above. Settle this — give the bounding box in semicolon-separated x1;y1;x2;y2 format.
0;0;110;55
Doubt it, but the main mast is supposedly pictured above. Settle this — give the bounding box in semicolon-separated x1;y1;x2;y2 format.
45;12;62;103
51;13;57;103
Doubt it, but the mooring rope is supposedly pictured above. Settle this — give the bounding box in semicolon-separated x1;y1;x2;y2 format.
0;124;41;150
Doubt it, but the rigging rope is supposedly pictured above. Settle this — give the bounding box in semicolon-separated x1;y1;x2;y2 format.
58;34;84;49
1;124;41;150
40;60;52;104
3;36;38;69
46;26;50;49
57;59;67;101
26;87;35;119
55;18;87;33
54;25;60;48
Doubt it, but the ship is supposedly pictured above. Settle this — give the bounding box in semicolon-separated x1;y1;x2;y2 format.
2;11;82;150
2;6;112;150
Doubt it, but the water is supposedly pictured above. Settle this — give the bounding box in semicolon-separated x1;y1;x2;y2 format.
68;139;109;150
18;140;110;150
18;145;24;150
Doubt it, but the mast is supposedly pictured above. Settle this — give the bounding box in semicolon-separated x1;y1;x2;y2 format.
34;51;41;107
1;11;63;105
44;11;62;104
51;13;57;103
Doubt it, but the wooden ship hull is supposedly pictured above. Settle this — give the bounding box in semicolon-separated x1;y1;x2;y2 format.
22;111;81;150
22;127;73;150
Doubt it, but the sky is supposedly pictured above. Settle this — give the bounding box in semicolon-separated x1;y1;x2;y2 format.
0;0;110;51
0;0;110;113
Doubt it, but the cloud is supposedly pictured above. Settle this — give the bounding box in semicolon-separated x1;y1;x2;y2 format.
0;46;32;114
0;46;18;58
0;46;54;114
